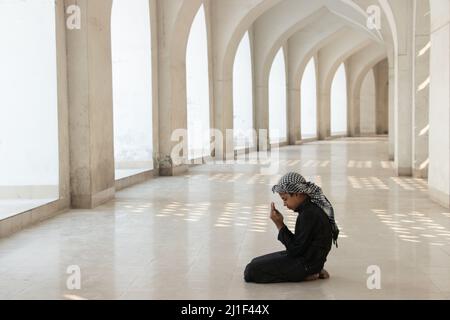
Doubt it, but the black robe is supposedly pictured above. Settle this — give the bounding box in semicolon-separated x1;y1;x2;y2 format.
244;199;333;283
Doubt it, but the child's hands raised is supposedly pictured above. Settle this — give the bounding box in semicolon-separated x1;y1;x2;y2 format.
270;203;285;230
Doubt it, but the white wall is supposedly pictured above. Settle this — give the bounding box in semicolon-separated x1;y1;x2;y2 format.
0;0;59;198
331;63;348;136
187;5;211;160
429;0;450;207
111;0;154;174
269;48;287;143
301;57;318;139
360;69;376;135
233;31;254;149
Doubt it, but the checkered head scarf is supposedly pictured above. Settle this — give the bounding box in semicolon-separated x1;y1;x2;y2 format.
272;172;340;247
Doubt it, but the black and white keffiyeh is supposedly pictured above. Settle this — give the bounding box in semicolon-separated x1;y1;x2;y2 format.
272;172;340;247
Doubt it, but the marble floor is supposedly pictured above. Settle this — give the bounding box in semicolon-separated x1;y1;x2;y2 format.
1;137;450;300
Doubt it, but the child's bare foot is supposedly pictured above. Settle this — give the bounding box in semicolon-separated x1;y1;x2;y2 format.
319;269;330;279
304;273;320;281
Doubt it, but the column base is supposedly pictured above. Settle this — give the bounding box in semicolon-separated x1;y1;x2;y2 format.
429;186;450;208
159;164;188;177
71;187;115;209
413;168;428;179
396;166;413;177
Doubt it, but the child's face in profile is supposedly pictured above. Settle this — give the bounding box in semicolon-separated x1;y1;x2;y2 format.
279;193;306;210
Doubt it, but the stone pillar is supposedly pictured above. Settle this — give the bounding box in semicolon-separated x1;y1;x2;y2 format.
255;81;270;151
155;0;203;175
429;0;450;208
412;0;430;179
56;0;71;206
360;70;376;135
347;60;361;137
65;0;115;209
210;0;235;161
388;55;395;161
287;41;301;145
253;30;270;152
212;76;234;159
346;62;354;137
314;53;320;140
373;59;389;135
394;1;414;176
317;53;331;140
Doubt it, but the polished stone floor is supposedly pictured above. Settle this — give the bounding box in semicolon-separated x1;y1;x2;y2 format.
1;137;450;300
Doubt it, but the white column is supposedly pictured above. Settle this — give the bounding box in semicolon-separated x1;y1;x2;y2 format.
287;40;301;145
388;55;395;161
394;1;414;176
65;0;115;208
156;0;203;176
374;59;389;135
412;0;430;179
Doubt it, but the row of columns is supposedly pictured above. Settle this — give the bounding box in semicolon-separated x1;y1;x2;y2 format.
61;0;392;209
59;0;448;209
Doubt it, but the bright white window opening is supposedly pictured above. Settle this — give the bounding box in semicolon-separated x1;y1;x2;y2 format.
186;5;211;160
301;57;318;139
111;0;154;180
233;32;255;150
0;0;59;218
269;48;287;144
331;63;348;136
